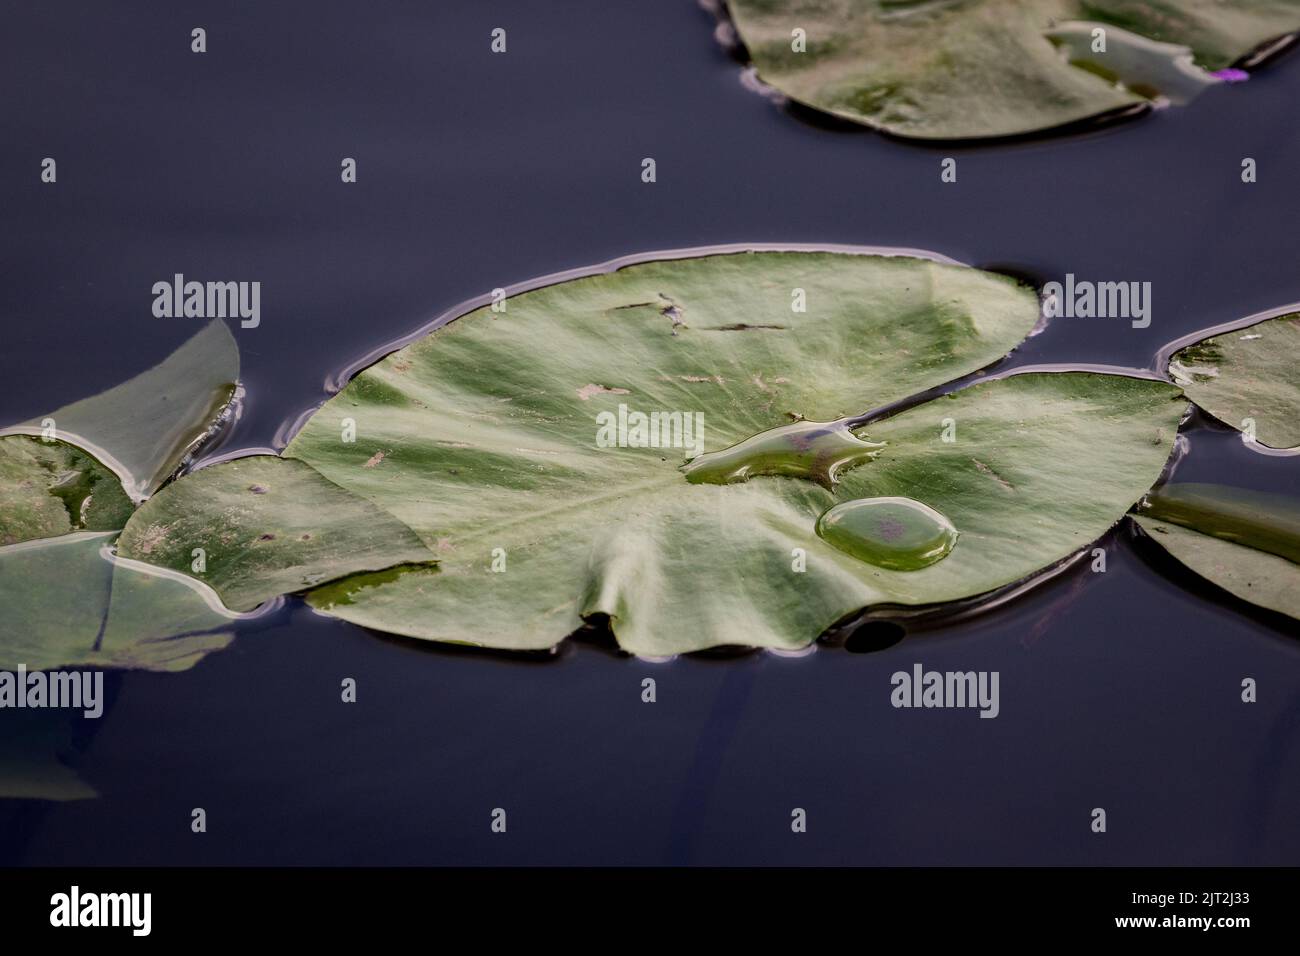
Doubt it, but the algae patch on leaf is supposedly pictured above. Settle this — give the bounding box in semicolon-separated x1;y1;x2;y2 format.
0;436;133;546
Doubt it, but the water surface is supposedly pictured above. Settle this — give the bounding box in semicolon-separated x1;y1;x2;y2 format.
1;0;1298;866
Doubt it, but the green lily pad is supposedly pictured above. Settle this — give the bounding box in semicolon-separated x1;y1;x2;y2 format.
116;456;437;612
249;251;1186;654
0;436;133;546
724;1;1300;140
0;532;238;672
1134;482;1300;620
1168;312;1300;450
0;319;239;498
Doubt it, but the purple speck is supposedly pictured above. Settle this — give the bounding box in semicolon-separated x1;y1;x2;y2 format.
1210;68;1249;83
876;518;907;542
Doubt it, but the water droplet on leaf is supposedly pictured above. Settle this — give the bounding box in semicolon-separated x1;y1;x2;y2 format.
681;419;883;490
816;497;958;570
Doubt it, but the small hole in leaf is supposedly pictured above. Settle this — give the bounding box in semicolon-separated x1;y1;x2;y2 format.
844;621;906;653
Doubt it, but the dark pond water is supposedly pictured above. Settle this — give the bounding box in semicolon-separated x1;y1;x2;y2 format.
1;1;1298;865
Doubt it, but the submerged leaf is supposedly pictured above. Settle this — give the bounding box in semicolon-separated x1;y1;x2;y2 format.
0;532;237;672
116;456;437;612
262;252;1186;654
0;436;133;546
0;320;239;498
0;708;97;802
1167;312;1300;449
725;0;1300;139
1134;483;1300;620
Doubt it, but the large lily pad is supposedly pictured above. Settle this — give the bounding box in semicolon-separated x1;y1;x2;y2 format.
1168;312;1300;450
214;251;1185;654
297;371;1182;654
0;532;237;672
724;0;1300;140
0;319;239;498
0;436;133;546
1134;483;1300;620
116;456;437;612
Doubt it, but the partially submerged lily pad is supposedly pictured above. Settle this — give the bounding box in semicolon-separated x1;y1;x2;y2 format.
116;456;437;612
0;319;239;498
0;532;237;672
1167;312;1300;449
1134;482;1300;620
189;251;1188;655
0;436;133;546
724;0;1300;139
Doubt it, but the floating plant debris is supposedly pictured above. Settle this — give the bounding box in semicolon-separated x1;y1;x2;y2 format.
681;419;883;490
816;496;958;571
721;1;1300;139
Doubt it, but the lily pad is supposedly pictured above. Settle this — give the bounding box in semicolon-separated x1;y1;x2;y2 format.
1167;312;1300;449
1134;482;1300;620
0;532;237;672
724;0;1300;139
0;319;239;498
252;252;1187;654
0;436;133;546
116;456;437;612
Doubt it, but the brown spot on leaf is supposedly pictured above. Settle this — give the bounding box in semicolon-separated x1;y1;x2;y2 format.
971;458;1014;491
248;484;268;494
576;384;631;401
364;451;386;468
